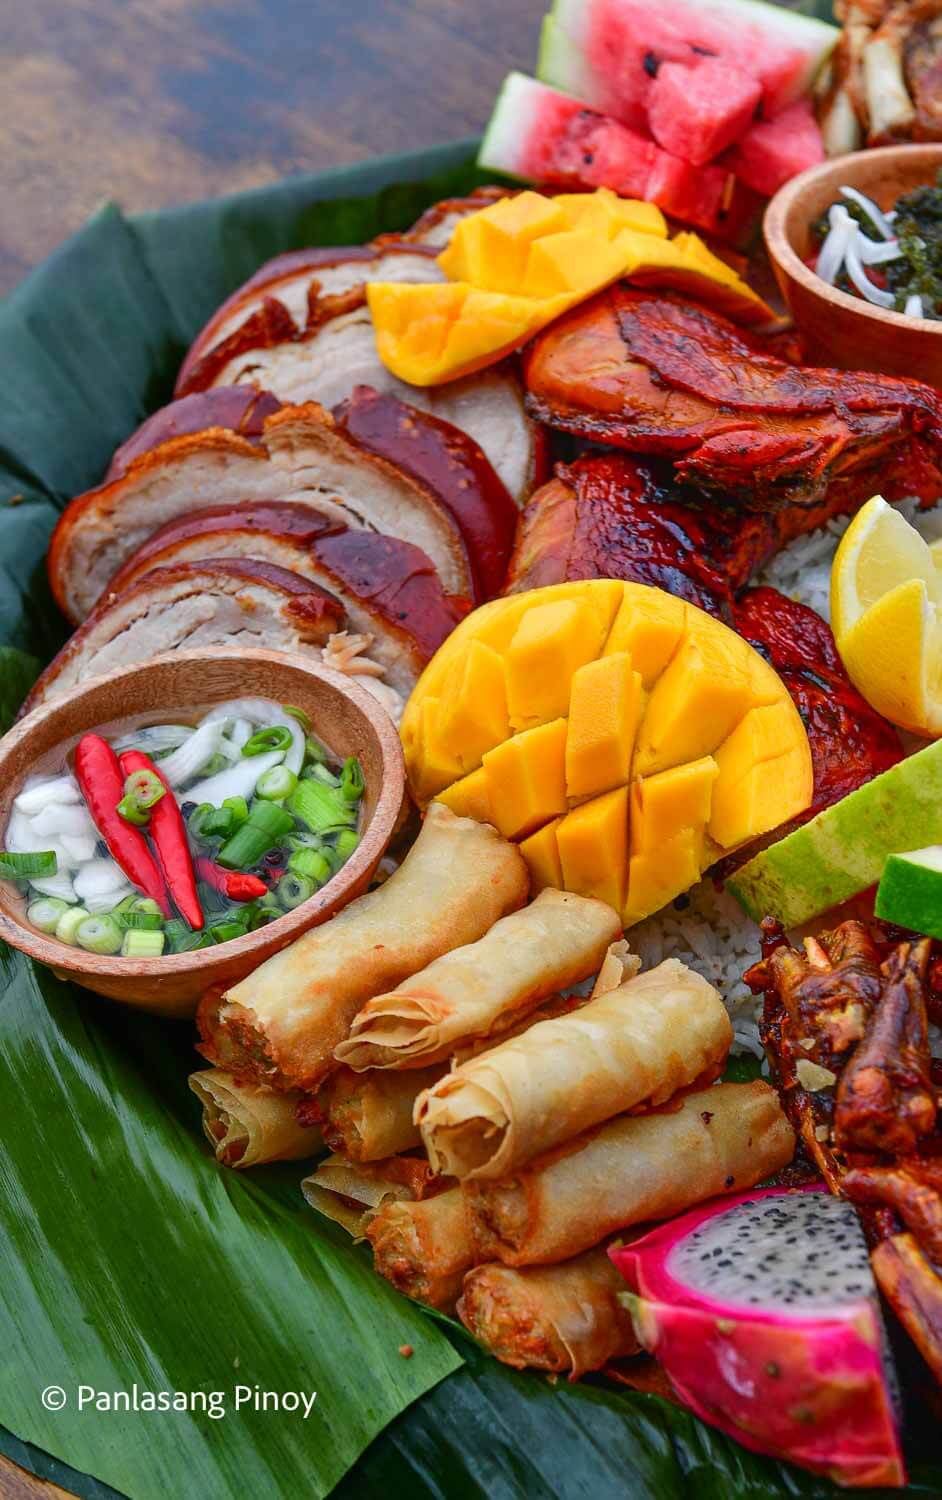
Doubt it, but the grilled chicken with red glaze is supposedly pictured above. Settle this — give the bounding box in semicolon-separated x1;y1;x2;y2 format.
524;287;942;509
749;922;942;1384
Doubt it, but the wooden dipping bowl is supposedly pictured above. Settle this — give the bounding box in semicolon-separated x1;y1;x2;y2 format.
764;143;942;387
0;648;405;1017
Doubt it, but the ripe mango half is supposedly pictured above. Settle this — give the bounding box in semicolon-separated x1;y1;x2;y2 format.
369;188;774;386
401;581;812;925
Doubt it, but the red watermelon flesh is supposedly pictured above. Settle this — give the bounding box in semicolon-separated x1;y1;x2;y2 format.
647;57;761;164
723;98;824;196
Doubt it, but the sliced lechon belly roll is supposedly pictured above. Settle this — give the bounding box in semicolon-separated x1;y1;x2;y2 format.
104;501;467;697
49;402;478;624
24;559;346;711
105;388;282;481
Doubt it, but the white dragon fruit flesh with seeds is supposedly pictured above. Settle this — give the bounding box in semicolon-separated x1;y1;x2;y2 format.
610;1185;905;1488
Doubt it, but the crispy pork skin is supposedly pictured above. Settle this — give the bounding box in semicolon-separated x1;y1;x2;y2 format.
105;501;466;696
24;560;346;712
105;389;282;480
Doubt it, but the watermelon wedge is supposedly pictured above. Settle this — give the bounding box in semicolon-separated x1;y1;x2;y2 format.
722;98;825;197
539;0;838;126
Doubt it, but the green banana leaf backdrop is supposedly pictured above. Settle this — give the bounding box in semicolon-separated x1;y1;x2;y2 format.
1;46;940;1500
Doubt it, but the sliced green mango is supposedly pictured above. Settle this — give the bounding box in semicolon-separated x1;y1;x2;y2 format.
875;846;942;941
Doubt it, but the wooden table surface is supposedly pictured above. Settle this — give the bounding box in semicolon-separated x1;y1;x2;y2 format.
0;0;546;297
0;4;546;1491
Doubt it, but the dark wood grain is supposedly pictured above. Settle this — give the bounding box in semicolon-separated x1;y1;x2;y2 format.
0;0;547;297
0;1458;72;1500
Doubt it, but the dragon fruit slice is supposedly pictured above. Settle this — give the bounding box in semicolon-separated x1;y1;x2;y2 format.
610;1186;905;1488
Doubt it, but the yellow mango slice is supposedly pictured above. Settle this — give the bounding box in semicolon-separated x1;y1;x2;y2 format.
604;585;686;687
482;719;569;840
710;746;813;850
616;228;773;327
624;828;704;926
566;652;643;801
409;698;464;804
557;786;629;914
634;632;753;775
438;192;569;289
519;231;629;299
436;640;510;772
519;818;564;894
436;766;493;825
554;188;668;240
505;598;606;730
714;701;803;782
631;756;719;855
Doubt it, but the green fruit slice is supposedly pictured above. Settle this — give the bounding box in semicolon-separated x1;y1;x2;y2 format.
875;847;942;940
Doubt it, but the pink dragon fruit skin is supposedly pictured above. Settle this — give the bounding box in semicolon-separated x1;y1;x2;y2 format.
610;1185;906;1489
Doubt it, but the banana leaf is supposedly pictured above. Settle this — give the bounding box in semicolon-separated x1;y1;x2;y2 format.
2;121;942;1500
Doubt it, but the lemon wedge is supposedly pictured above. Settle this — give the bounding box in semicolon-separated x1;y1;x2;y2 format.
831;497;942;735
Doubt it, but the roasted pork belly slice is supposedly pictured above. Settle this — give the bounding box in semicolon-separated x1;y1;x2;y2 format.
525;287;942;510
50;400;484;623
24;560;346;712
105;389;282;480
105;501;466;697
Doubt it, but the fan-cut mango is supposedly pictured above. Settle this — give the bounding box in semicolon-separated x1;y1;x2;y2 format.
402;581;812;923
369;189;774;387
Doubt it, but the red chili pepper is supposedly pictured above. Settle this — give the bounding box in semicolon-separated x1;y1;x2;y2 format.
74;734;170;914
120;750;203;929
195;857;268;903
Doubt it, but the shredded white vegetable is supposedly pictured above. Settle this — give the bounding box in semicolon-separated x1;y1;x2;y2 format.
73;859;132;902
840;185;895;241
158;720;228;787
844;236;897;308
59;833;99;865
816;194;902;311
905;293;925;319
13;774;81;815
182;747;286;807
112;724;193;755
29;871;77;903
30;803;96;839
200;698;304;775
228;718;253;749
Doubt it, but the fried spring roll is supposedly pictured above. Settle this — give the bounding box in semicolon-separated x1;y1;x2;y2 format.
188;1068;323;1168
319;1064;447;1161
416;959;733;1180
302;1153;440;1239
334;889;622;1071
457;1247;640;1378
197;804;528;1092
366;1186;478;1309
464;1082;795;1266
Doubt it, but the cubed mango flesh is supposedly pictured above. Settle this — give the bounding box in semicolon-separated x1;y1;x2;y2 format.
634;632;753;775
604;586;686;687
409;698;465;804
505;598;606;730
435;766;493;825
566;652;642;801
482;718;569;840
519;818;564;894
710;745;813;849
616;228;773;327
557;786;629;914
437;640;510;772
624;827;705;926
631;756;719;855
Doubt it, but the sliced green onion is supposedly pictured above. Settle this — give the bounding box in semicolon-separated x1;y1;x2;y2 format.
309;763;340;787
256;766;298;801
175;931;214;953
277;873;315;910
247;903;276;932
76;915;123;955
210;920;248;944
222;796;249;828
242;726;293;757
27;897;71;933
216;801;294;871
284;831;325;851
187;803;219;841
122;929;165;958
200;807;235;839
117;795;149;826
283;705;312;733
340;757;365;804
164;918;192;951
55;906;90;945
333;828;360;864
0;850;58;879
288;779;354;836
304;736;327;765
123;910;164;931
288;847;332;884
124;769;166;810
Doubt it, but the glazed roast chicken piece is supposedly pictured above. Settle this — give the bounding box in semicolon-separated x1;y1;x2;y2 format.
524;287;942;510
750;922;942;1385
105;500;467;698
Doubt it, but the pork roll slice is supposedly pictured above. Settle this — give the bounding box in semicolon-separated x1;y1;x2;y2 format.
24;560;347;712
49;401;478;624
105;501;466;696
105;388;281;480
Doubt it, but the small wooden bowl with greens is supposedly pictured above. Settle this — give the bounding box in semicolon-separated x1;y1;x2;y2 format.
0;648;404;1017
765;143;942;387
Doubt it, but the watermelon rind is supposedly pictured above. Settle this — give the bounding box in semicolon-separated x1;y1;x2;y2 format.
540;0;838;116
478;70;578;180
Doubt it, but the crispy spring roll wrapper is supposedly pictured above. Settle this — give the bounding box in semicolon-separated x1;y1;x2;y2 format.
197;804;529;1092
301;1153;441;1239
464;1081;795;1266
319;1064;447;1161
416;959;733;1180
457;1246;640;1378
591;939;640;998
188;1068;323;1168
334;889;623;1071
366;1186;478;1310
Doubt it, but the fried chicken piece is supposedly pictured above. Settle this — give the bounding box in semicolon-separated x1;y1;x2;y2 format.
835;939;937;1154
845;1161;942;1263
872;1233;942;1383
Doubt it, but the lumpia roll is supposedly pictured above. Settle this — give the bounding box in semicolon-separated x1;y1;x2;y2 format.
366;1186;478;1310
319;1064;447;1161
188;1068;323;1168
417;959;733;1180
197;804;528;1093
334;889;622;1071
591;939;639;998
457;1247;640;1378
464;1081;795;1266
302;1153;440;1239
